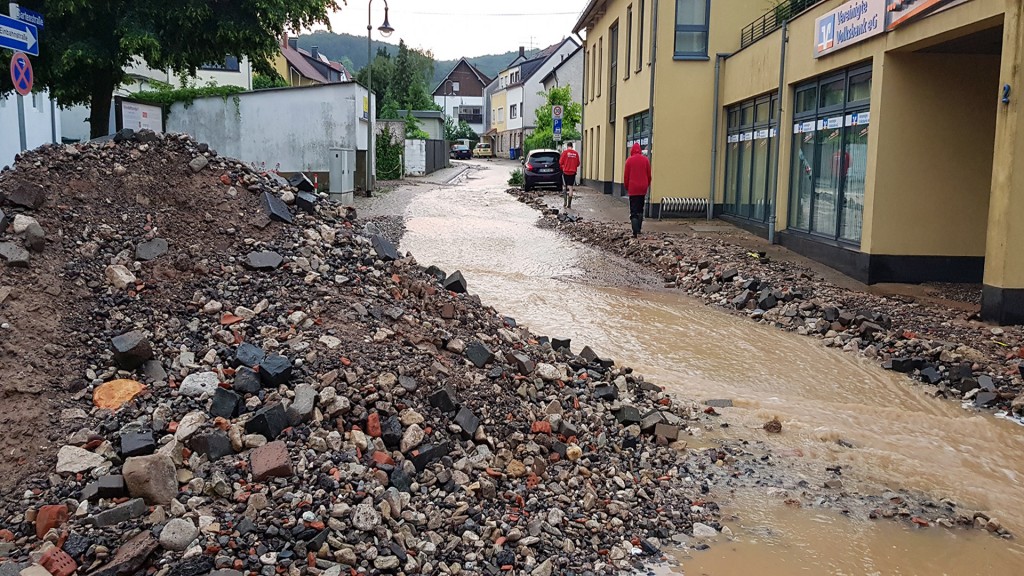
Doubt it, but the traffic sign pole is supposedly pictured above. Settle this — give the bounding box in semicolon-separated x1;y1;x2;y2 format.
10;52;33;152
17;93;26;151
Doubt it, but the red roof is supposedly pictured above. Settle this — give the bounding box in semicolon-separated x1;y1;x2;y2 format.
280;39;351;84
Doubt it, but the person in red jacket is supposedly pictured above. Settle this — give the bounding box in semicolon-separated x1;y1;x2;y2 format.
559;142;581;208
623;143;651;238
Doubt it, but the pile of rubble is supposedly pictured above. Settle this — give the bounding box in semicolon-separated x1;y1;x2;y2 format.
510;189;1024;421
0;132;729;576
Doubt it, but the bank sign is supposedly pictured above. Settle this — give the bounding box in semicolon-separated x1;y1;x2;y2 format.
814;0;885;58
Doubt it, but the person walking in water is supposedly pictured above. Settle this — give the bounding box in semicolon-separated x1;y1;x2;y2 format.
623;143;651;238
559;142;581;208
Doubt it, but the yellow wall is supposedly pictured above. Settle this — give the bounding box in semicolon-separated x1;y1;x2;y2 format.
272;53;320;88
985;1;1024;288
491;91;507;133
869;52;1000;256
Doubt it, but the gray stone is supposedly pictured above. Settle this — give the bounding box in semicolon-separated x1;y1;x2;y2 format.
119;430;156;457
244;251;283;271
295;191;317;214
232;367;262;395
654;423;680;441
123;454;178;505
142;360;167;382
0;242;30;267
550;338;571;352
705;399;734;408
0;208;8;234
234;342;266;368
160;518;199;551
428;385;458;413
593;385;618;401
135;238;168;261
465;341;494;368
97;475;127;499
111;331;154;370
187;430;234;461
90;498;147;527
23;222;45;252
975;391;998;407
56;445;106;474
210;387;242;419
4;183;46;208
371;234;401;261
245;403;288;440
286;384;316;426
180;371;219;398
188;156;209;172
454;407;480;437
424;265;446;282
351;502;381;531
259;354;292;386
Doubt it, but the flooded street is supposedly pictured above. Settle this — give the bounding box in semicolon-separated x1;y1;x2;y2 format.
380;161;1024;574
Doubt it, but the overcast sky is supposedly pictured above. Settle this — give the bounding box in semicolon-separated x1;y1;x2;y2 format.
315;0;589;60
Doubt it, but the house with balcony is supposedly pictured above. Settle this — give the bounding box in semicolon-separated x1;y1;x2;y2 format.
486;39;581;158
578;0;1024;325
432;58;492;136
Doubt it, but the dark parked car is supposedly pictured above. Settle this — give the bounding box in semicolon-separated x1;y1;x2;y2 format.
450;145;472;160
522;149;563;192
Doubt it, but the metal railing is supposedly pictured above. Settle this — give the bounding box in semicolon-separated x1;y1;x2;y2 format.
458;114;483;124
740;0;825;48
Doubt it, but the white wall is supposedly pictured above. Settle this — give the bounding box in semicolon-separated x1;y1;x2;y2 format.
0;90;62;169
124;57;254;90
166;83;373;174
506;86;525;131
432;94;486;135
524;42;580;129
542;49;584;108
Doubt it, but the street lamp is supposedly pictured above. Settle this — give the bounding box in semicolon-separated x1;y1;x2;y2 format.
366;0;394;197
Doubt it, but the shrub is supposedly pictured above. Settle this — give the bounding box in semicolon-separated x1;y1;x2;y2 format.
508;168;524;187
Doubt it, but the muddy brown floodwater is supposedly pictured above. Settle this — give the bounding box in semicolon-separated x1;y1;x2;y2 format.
378;161;1024;574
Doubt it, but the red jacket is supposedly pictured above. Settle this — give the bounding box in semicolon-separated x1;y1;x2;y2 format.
623;143;651;196
559;148;580;175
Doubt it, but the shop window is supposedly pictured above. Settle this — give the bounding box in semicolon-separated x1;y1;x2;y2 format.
674;0;710;59
624;110;651;159
723;93;777;223
789;65;871;244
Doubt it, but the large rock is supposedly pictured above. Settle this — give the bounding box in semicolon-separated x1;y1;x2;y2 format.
123;454;178;505
286;384;316;426
371;235;401;261
23;222;45;252
250;441;292;481
187;430;234;461
188;155;209;172
259;354;292;386
232;367;262;395
111;331;153;369
105;265;137;289
245;403;288;440
179;372;219;398
4;183;46;209
210;387;242;419
234;342;266;368
90;498;147;527
0;242;29;267
159;518;199;551
56;445;106;474
135;238;168;261
243;251;283;271
261;191;293;224
465;341;494;368
442;270;467;293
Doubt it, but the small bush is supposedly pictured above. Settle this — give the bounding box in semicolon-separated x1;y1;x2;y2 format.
508;168;524;187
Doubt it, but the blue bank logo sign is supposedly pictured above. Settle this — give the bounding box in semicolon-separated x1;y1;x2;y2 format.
814;0;885;58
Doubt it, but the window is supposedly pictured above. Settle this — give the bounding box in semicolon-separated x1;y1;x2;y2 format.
674;0;710;59
452;81;460;93
723;93;778;222
510;104;518;119
789;65;871;244
624;110;651;159
637;0;646;72
625;6;633;80
201;56;241;72
609;23;618;122
597;37;603;97
583;48;589;102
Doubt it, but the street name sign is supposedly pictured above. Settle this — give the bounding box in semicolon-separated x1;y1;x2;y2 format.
10;3;44;29
0;13;38;55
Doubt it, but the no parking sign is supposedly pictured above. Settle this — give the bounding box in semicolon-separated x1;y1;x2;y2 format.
10;52;33;96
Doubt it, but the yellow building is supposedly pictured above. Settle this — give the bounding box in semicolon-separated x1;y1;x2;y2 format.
577;0;1024;325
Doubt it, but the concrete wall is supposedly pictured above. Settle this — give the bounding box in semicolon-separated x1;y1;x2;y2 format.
542;48;585;108
166;83;373;174
869;52;999;256
0;90;61;169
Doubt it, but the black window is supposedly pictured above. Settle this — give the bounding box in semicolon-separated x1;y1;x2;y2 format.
609;22;618;123
789;65;872;244
625;6;633;80
674;0;710;59
200;56;240;72
637;0;646;72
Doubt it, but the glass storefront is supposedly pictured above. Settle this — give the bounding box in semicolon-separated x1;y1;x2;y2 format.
723;93;778;223
789;65;871;244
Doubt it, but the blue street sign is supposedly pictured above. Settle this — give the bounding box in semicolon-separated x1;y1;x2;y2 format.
0;13;38;56
13;5;44;29
553;118;563;133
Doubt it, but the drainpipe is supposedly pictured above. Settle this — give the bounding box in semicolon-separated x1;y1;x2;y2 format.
768;20;789;245
645;0;659;218
575;31;586;182
708;52;731;221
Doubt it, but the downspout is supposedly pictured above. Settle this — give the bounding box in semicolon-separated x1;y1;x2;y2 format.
768;20;789;245
708;52;731;221
575;32;586;180
645;0;659;218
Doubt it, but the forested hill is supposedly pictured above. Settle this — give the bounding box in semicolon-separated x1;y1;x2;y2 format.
296;31;539;87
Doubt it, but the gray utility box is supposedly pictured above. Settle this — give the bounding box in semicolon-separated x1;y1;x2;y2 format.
329;148;356;205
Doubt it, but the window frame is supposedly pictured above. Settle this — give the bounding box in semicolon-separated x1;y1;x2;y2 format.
200;55;241;72
637;0;646;72
722;91;779;223
608;21;619;123
673;0;711;60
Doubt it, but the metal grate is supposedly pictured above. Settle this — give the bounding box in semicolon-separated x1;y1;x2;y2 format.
740;0;826;48
659;197;708;219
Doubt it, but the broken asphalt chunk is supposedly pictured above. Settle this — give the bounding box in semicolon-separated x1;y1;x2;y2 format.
261;191;293;224
372;234;401;261
443;270;467;293
465;341;494;368
244;251;283;271
111;331;154;370
245;403;288;440
454;407;480;437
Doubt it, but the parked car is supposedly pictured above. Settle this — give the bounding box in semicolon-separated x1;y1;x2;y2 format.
522;149;563;192
450;145;472;160
473;143;493;158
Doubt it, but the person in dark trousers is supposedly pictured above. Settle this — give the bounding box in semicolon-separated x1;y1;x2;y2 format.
559;143;581;208
623;143;651;238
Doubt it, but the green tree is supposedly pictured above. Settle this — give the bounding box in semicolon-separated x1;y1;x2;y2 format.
523;86;582;153
356;47;394;118
0;0;341;138
444;118;478;143
253;72;289;90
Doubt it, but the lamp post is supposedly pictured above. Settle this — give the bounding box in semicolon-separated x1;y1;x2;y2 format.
366;0;394;197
